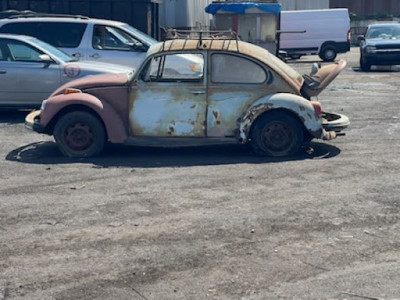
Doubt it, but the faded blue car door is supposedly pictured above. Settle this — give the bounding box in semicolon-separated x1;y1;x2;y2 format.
130;53;207;137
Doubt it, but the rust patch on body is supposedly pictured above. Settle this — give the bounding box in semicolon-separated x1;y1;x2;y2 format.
238;103;274;142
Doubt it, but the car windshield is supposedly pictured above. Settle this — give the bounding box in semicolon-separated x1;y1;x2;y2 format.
366;25;400;40
30;38;76;62
121;24;158;46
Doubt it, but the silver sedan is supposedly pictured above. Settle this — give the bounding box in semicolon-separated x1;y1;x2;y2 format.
0;34;133;108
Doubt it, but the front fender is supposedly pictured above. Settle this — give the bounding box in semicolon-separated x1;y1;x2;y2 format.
41;93;127;143
238;93;323;142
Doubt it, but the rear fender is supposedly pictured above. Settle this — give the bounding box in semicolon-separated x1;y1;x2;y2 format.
238;93;323;142
41;93;127;143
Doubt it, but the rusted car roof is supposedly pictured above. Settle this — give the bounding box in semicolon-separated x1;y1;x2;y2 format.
147;39;304;92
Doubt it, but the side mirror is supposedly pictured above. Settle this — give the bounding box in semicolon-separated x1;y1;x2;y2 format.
126;41;148;52
38;54;53;67
357;35;365;41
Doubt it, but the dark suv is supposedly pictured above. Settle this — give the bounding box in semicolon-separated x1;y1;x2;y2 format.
359;23;400;71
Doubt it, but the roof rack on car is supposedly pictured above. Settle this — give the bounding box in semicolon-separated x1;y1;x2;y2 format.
162;28;240;52
7;12;89;20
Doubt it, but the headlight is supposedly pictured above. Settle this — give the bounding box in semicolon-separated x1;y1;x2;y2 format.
40;100;48;111
365;46;377;53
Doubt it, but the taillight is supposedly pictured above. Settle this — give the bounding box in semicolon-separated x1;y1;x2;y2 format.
311;101;322;116
347;29;351;42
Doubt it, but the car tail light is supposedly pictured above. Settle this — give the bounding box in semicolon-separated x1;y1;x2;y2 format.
64;88;82;95
347;29;351;42
311;101;322;116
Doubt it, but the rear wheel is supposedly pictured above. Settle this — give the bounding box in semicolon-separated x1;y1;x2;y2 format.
319;46;337;62
250;111;304;157
53;111;106;158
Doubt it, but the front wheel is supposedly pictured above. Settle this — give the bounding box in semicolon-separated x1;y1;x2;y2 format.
53;111;106;158
250;112;304;157
360;56;371;72
319;46;337;62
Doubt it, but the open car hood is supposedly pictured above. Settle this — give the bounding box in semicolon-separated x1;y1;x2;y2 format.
301;59;347;98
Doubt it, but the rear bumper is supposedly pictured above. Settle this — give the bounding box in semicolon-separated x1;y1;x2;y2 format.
25;110;45;133
322;112;350;134
335;41;351;53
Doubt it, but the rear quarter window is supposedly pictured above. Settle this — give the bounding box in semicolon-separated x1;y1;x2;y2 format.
211;53;267;84
0;22;87;48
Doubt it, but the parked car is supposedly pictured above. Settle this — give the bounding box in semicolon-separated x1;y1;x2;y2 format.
358;23;400;71
0;34;133;108
0;14;159;69
0;14;203;73
25;33;349;158
280;9;351;61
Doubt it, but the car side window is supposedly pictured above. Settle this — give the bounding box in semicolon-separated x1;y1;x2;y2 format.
211;53;267;84
6;40;43;62
0;22;87;48
92;25;139;51
141;53;204;83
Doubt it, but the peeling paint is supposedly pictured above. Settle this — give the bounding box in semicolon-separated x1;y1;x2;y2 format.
238;93;326;142
129;83;207;137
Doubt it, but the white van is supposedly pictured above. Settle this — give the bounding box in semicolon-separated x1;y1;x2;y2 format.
279;9;351;61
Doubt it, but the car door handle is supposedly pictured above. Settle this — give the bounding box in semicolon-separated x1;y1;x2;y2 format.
0;70;6;74
191;91;205;95
72;52;82;59
89;53;101;59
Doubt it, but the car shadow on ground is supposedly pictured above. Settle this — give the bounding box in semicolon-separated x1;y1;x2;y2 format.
0;110;31;124
6;141;341;168
352;66;400;72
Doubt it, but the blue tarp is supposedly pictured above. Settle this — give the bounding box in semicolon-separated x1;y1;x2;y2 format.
205;2;281;15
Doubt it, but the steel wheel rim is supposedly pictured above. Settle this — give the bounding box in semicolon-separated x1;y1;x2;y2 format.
63;122;95;153
262;121;293;152
325;49;335;60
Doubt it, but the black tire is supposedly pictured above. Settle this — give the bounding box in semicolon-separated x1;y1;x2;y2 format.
289;54;302;60
319;46;337;62
53;111;106;158
360;56;371;72
250;111;304;157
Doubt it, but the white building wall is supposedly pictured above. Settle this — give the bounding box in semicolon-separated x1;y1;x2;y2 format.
160;0;213;29
279;0;329;10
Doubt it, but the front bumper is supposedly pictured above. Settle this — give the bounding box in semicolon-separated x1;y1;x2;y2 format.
321;112;350;139
362;50;400;65
25;110;45;133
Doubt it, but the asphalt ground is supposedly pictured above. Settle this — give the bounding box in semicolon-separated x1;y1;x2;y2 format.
1;47;400;300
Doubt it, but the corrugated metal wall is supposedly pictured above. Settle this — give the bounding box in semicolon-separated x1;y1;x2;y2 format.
330;0;400;17
279;0;329;10
159;0;212;29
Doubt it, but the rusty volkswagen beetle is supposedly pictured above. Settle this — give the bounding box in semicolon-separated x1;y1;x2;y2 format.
25;31;349;158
